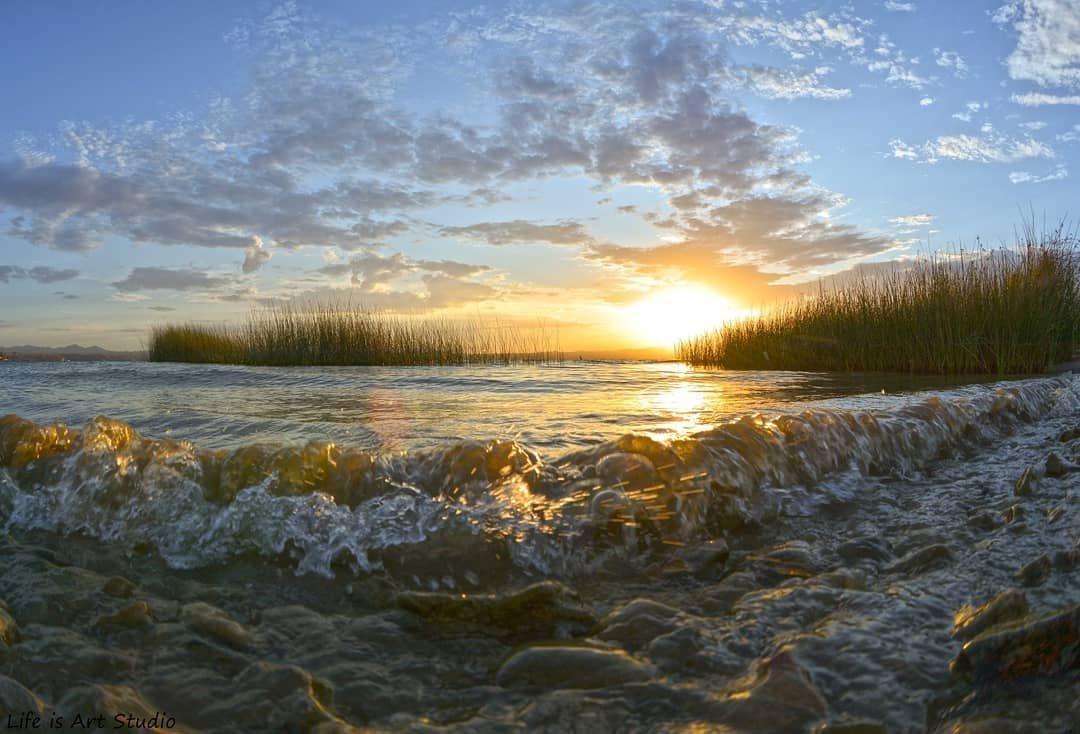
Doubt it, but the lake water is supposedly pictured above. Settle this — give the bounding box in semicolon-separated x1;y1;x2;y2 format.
0;360;1009;451
0;361;1076;732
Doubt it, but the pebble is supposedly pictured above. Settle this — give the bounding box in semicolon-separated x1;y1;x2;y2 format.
884;544;951;574
495;646;654;690
1014;467;1036;496
180;602;253;649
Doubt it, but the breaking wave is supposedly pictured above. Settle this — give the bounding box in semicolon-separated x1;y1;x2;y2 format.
2;375;1077;584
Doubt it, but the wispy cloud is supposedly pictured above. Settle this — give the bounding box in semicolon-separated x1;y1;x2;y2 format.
891;130;1054;163
0;265;79;284
1011;92;1080;106
112;267;234;292
1009;164;1068;183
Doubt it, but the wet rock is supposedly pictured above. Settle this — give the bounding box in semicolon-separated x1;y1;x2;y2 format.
1001;504;1024;524
1053;544;1080;571
837;537;893;564
495;646;653;690
717;648;827;732
812;719;889;734
952;590;1029;641
597;599;681;651
639;621;743;673
102;576;136;598
1044;452;1078;478
0;674;46;716
396;580;595;639
884;543;951;574
95;601;154;629
1015;555;1052;587
201;661;339;732
943;717;1044;733
951;603;1079;684
519;689;633;732
1014;467;1036;496
180;602;253;649
967;511;1003;531
595;452;661;491
1058;426;1080;443
56;684;167;731
0;604;18;645
673;539;729;578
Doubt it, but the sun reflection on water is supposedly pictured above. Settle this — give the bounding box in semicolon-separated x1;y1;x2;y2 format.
641;369;714;439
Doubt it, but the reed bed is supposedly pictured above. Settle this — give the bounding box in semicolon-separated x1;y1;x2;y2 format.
678;226;1080;374
149;305;562;366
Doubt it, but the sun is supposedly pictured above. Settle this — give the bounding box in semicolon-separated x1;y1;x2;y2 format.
625;285;746;347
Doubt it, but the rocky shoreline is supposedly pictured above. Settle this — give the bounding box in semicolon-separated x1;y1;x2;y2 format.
0;394;1077;731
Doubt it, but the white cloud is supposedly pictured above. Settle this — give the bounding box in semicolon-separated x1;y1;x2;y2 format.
994;1;1080;88
889;139;920;159
892;130;1054;163
1008;164;1068;183
737;65;851;100
951;101;985;122
1011;92;1080;105
884;1;917;11
933;48;969;77
242;238;272;273
919;96;935;106
889;213;934;227
1019;120;1047;130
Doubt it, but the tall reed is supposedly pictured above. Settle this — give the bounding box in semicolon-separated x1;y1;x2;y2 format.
678;225;1080;374
149;305;562;366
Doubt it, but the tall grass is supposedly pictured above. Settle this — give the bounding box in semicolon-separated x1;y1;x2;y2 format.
149;305;562;366
678;225;1080;374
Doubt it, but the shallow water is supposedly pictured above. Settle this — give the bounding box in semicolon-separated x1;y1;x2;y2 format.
0;362;1077;732
0;360;1006;451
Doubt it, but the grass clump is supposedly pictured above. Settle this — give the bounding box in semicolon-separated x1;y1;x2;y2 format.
149;305;562;366
678;224;1080;375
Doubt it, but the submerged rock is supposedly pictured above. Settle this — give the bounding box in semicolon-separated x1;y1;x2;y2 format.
1002;504;1025;524
495;646;653;690
884;543;951;574
102;576;136;598
0;604;18;646
396;580;595;638
0;674;47;716
96;601;154;629
951;603;1079;683
837;537;893;564
812;719;889;734
966;511;1003;532
952;590;1029;641
597;598;682;651
200;661;340;732
1014;555;1052;587
56;684;168;731
180;602;253;649
1014;467;1036;496
717;648;828;733
1044;451;1078;478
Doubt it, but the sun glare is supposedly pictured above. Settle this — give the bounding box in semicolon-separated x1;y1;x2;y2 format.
626;285;745;347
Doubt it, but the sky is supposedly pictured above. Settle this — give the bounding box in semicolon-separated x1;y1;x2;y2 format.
0;0;1078;352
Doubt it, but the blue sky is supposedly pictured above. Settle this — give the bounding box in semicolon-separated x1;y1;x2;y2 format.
1;0;1078;350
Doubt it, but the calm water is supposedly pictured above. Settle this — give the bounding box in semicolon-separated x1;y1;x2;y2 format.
0;360;1007;451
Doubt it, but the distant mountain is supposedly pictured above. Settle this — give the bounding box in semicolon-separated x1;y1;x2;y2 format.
0;345;146;361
